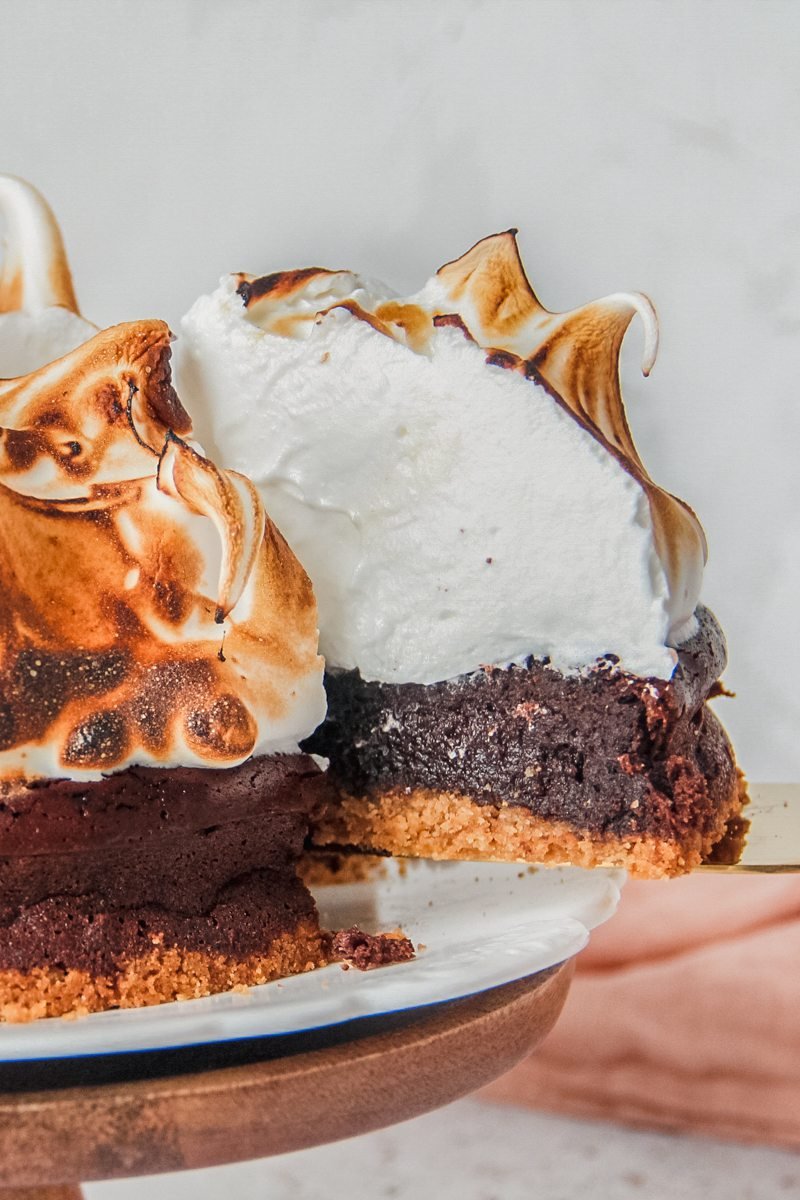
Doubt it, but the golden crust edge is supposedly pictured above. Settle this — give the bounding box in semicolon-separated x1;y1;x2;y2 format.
312;773;748;881
0;919;328;1023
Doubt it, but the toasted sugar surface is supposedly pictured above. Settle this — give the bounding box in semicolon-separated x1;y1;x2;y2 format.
313;779;747;881
0;920;327;1023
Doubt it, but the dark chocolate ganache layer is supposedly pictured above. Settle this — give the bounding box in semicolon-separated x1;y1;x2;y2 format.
0;753;330;921
305;606;738;844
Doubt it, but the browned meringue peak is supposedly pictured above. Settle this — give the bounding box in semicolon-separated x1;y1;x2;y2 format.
0;176;97;380
0;320;190;500
158;431;266;621
0;321;322;778
433;232;707;627
437;232;658;459
0;175;79;315
237;267;340;307
236;267;434;352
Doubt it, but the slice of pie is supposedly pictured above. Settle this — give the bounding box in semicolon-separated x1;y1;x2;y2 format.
181;231;746;878
0;179;333;1019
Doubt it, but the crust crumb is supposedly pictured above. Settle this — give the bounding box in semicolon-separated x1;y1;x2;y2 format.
331;926;415;971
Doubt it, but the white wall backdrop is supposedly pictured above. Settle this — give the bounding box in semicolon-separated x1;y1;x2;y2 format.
1;0;798;778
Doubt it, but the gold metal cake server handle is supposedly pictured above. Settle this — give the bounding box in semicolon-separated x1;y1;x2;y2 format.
699;782;800;873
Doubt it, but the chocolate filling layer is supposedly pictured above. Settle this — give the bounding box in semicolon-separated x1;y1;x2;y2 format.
0;754;330;974
306;607;738;845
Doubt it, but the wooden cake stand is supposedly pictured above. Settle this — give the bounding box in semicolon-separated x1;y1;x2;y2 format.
0;961;572;1198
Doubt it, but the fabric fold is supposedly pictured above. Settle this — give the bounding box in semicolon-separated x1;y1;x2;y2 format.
481;876;800;1147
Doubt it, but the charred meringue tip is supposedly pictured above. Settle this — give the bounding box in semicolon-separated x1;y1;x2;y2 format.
158;430;267;621
0;174;80;315
605;290;659;377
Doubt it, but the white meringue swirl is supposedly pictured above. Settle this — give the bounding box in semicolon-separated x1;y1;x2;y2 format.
180;233;707;685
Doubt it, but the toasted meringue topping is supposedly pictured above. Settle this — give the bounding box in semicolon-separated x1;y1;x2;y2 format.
0;175;78;314
429;233;706;639
0;175;95;376
0;321;325;780
181;233;708;685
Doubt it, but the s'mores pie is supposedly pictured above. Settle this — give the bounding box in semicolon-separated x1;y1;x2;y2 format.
181;232;746;879
0;178;334;1019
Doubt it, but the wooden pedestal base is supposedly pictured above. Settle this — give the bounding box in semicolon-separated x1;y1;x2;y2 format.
3;1191;83;1200
0;962;573;1195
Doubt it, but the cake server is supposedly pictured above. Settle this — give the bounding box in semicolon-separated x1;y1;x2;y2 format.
699;782;799;873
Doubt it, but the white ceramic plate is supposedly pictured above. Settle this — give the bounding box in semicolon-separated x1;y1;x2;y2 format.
0;861;623;1061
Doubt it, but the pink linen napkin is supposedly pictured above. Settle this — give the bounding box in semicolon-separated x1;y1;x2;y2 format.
481;875;800;1146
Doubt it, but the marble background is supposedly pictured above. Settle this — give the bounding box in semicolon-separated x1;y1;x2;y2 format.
1;2;798;1195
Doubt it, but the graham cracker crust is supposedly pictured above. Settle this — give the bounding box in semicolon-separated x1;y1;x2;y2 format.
0;919;328;1023
313;775;748;880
